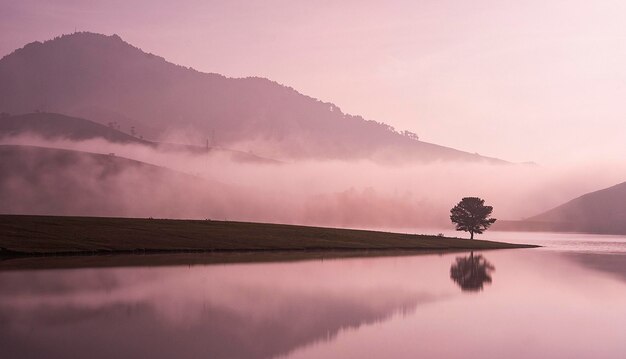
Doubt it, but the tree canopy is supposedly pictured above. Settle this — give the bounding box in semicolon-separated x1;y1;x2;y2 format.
450;197;497;239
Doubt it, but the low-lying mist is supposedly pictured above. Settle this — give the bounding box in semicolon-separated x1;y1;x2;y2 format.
2;134;625;232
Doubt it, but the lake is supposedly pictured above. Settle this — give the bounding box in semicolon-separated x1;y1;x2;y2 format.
1;231;626;358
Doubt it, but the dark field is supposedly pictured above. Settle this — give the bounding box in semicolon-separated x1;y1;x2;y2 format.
0;214;535;257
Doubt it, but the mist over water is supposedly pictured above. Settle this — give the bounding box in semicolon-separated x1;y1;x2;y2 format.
2;134;625;229
2;5;626;358
2;236;626;359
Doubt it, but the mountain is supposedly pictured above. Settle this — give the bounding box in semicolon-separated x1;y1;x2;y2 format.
0;112;149;144
0;32;506;163
0;112;280;163
496;181;626;234
0;143;170;179
0;144;227;218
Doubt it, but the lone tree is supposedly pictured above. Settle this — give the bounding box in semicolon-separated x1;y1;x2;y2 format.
450;197;497;239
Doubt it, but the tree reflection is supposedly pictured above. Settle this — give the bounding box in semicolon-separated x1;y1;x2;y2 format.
450;252;495;292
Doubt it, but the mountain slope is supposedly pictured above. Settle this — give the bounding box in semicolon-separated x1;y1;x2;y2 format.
0;32;506;163
0;112;149;144
0;112;280;163
528;181;626;233
0;144;231;218
496;181;626;234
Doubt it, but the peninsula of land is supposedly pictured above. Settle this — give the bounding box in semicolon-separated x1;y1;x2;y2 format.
0;214;536;256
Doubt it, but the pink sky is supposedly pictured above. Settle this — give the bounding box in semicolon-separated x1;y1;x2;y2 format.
2;0;626;163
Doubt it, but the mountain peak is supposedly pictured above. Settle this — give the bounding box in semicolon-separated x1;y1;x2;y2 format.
49;32;128;48
2;31;165;65
0;32;508;163
38;31;124;46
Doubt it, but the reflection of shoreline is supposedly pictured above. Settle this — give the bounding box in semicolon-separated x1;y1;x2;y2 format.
1;248;506;271
565;252;626;283
450;252;495;292
0;258;446;359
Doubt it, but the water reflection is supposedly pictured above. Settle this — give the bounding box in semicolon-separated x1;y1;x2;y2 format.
450;252;495;292
0;258;446;359
565;252;626;283
5;242;626;359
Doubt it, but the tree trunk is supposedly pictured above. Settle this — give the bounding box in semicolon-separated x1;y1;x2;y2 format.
470;231;474;240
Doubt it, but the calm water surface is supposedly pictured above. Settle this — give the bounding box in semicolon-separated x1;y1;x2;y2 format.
1;231;626;358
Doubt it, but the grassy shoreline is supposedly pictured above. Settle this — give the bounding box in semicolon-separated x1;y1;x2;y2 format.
0;214;537;256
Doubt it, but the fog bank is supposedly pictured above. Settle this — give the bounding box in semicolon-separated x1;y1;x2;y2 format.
2;135;625;231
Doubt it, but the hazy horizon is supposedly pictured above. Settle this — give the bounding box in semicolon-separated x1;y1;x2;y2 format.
3;132;625;227
3;0;626;164
2;3;626;358
1;1;625;232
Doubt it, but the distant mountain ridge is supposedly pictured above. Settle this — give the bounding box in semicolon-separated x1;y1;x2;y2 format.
0;112;149;144
0;144;229;218
0;32;506;163
0;112;280;163
496;181;626;235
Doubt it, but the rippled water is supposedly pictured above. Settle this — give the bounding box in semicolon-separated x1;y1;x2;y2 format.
1;231;625;359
